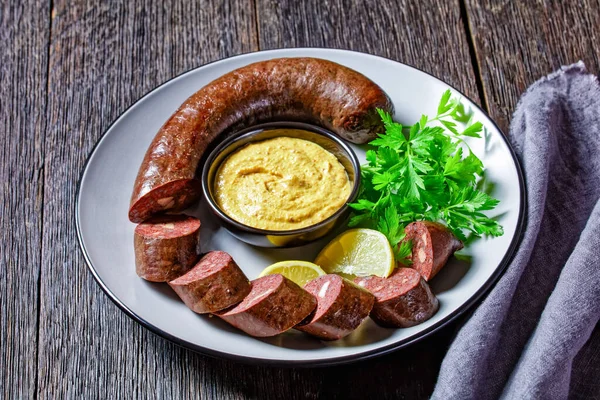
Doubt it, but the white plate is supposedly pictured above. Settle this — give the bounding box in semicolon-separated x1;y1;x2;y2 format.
76;48;525;366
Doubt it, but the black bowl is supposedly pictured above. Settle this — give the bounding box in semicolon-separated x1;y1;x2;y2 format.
201;122;361;247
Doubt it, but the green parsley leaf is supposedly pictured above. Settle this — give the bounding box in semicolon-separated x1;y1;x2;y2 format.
462;121;483;138
365;149;377;166
396;239;413;266
419;115;428;130
444;148;483;185
377;205;402;245
348;199;377;212
348;92;504;254
372;170;399;191
437;89;452;115
440;119;459;135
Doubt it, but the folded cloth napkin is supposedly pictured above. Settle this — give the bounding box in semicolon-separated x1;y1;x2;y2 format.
432;62;600;400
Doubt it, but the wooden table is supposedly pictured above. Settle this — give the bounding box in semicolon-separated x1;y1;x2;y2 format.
3;1;599;398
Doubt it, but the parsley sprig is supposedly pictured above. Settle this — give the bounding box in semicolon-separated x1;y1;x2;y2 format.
349;90;504;262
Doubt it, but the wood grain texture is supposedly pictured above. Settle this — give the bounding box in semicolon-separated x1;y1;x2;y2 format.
256;0;482;104
0;1;49;398
37;1;256;398
465;0;600;131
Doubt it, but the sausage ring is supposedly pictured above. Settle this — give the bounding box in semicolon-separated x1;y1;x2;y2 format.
129;57;393;223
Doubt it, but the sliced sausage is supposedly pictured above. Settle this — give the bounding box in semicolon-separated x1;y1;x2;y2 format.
217;274;317;337
404;221;464;281
129;57;393;223
168;251;251;314
134;214;201;282
355;268;438;328
296;274;374;341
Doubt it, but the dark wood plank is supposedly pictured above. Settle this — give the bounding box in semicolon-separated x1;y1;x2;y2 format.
465;0;600;131
0;1;49;398
37;1;257;398
256;0;481;104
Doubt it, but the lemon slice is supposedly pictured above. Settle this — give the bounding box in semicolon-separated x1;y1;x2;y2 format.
258;260;326;287
314;228;395;278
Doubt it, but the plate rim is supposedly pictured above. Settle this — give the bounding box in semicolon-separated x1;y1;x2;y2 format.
75;47;527;367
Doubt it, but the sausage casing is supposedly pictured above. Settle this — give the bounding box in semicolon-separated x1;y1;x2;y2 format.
129;57;393;223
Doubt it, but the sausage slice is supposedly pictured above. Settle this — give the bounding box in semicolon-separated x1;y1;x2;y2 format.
129;57;393;222
134;214;201;282
168;251;251;314
218;274;317;337
296;274;374;340
355;268;439;328
404;221;463;280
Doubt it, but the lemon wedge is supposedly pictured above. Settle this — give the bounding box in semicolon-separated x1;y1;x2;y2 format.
258;260;326;287
314;228;395;278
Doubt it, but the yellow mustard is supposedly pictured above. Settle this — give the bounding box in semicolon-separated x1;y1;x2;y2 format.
214;135;352;231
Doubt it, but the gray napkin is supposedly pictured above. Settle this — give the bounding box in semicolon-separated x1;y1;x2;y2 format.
431;62;600;400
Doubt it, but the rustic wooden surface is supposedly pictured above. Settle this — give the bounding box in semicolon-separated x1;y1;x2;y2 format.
2;0;599;398
255;0;481;101
0;1;49;398
465;0;600;131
